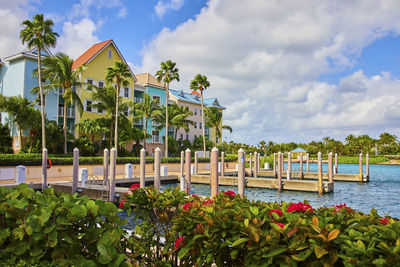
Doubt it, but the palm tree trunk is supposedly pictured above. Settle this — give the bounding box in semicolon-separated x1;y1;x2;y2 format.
165;83;169;157
110;118;113;149
175;128;178;140
200;90;206;157
19;126;23;150
63;100;67;154
37;47;46;149
115;84;119;155
144;119;147;152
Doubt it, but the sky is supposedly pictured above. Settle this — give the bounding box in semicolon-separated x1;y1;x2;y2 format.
2;0;400;146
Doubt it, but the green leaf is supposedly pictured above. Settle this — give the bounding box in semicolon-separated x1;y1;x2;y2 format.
232;238;250;247
230;249;240;259
314;246;328;259
244;219;249;227
250;206;259;216
178;246;191;259
99;254;112;265
262;247;286;258
372;259;387;266
30;247;43;257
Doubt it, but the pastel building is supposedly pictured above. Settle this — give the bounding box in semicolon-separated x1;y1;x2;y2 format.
0;47;59;150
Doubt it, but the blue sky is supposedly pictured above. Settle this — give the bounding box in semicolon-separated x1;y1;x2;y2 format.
2;0;400;145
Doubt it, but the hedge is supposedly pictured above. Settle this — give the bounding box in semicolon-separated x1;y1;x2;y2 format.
0;154;237;166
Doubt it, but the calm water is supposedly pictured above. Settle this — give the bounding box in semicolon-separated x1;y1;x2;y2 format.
159;163;400;218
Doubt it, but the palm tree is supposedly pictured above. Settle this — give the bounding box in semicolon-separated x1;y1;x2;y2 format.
134;93;162;152
155;60;180;157
105;61;132;155
259;140;267;156
33;53;85;154
77;119;107;144
91;85;130;149
190;74;210;156
204;107;232;145
20;14;59;150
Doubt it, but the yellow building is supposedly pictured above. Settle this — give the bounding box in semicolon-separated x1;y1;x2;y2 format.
71;39;136;136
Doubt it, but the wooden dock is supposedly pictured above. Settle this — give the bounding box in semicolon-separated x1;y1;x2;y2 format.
191;174;334;193
254;170;369;182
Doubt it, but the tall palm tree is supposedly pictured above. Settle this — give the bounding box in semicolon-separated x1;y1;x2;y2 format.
259;140;267;156
91;85;129;149
155;60;180;157
204;106;232;145
20;14;59;150
190;74;210;156
134;93;162;152
105;61;131;155
33;53;85;154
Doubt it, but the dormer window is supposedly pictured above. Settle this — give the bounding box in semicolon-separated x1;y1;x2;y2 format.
108;49;112;59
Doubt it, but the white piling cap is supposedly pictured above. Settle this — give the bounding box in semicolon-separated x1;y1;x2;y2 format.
155;147;161;152
278;151;282;155
104;148;109;151
185;148;191;152
43;148;48;152
181;150;184;154
317;151;321;155
140;148;146;152
329;152;333;155
73;147;79;152
212;147;218;152
111;147;116;152
238;148;244;152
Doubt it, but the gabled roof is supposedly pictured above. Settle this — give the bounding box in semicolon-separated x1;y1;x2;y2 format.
72;39;136;82
3;46;53;62
135;73;164;88
170;89;225;110
291;148;307;153
191;90;200;96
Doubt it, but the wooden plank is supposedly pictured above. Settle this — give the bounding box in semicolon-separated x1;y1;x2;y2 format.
257;170;368;182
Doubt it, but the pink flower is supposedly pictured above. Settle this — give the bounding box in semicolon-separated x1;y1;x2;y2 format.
287;202;313;213
223;190;236;197
275;222;285;229
119;200;126;209
269;209;283;217
182;202;192;212
380;217;390;225
332;203;354;213
202;199;214;206
175;236;185;249
129;184;140;190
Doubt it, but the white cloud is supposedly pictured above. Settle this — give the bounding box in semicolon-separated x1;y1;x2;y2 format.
155;0;184;18
140;0;400;144
57;18;100;59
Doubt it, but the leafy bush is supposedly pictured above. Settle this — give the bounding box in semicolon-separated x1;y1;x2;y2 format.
0;184;130;266
0;123;12;154
124;187;400;266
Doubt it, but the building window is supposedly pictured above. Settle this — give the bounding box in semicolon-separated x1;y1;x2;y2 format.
124;107;129;116
97;102;103;113
194;122;197;129
86;100;92;112
180;134;183;140
86;78;94;90
195;108;197;115
98;81;104;88
124;87;130;98
152;95;161;106
200;122;202;129
200;109;202;116
186;134;189;140
108;49;112;59
152;130;160;143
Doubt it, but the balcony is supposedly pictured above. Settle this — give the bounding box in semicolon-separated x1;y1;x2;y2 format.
134;118;144;125
58;107;75;118
134;97;144;103
152;135;160;143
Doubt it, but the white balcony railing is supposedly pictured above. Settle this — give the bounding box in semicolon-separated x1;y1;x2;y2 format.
152;135;160;143
58;107;76;118
134;97;144;103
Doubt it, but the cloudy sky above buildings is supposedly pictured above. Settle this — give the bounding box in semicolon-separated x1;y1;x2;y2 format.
2;0;400;145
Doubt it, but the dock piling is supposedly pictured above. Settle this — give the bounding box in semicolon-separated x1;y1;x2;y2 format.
211;147;219;197
318;152;323;195
154;147;161;190
194;151;198;175
103;149;109;187
257;152;260;171
249;153;252;177
328;152;333;183
299;153;303;179
366;153;369;179
277;152;282;191
359;152;363;182
288;152;292;180
42;148;48;190
273;153;277;178
280;152;284;174
140;148;145;189
306;153;310;173
72;148;79;194
238;149;245;197
180;151;184;179
109;148;116;202
334;153;338;174
185;149;192;194
253;152;258;178
221;152;225;176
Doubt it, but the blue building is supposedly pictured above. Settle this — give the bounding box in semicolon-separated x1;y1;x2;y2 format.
0;47;59;150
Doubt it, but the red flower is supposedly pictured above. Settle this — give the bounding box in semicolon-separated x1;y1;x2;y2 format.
119;200;126;209
182;202;192;212
175;236;185;249
287;202;313;213
202;199;214;206
269;209;283;217
275;222;285;229
223;190;236;197
380;217;390;225
332;203;354;213
129;184;140;190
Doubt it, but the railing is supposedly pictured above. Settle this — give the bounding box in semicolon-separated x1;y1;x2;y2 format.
58;107;75;118
152;136;160;143
134;118;144;125
134;97;144;103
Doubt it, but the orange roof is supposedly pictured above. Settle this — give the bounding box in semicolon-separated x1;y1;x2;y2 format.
72;39;112;69
191;90;201;96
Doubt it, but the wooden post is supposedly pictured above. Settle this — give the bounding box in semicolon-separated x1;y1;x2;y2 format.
249;153;252;177
238;149;245;197
366;153;369;179
277;152;282;191
306;153;310;173
359;152;363;182
180;151;184;179
334;153;338;174
211;147;219;197
103;148;109;186
318;152;323;195
140;148;146;189
253;152;258;178
257;152;260;171
299;153;303;179
280;153;284;174
273;153;276;178
72;148;79;194
154;147;161;190
287;152;292;179
109;148;116;202
328;152;333;183
42;148;48;190
221;151;225;176
194;151;198;175
185;148;191;194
